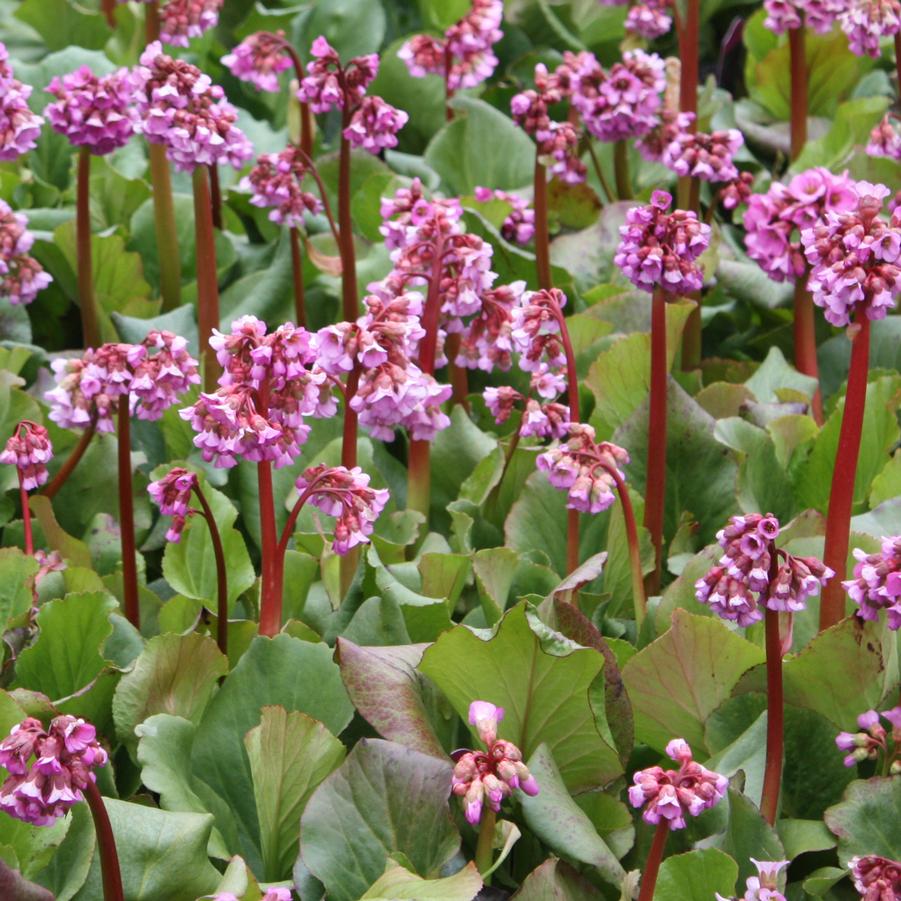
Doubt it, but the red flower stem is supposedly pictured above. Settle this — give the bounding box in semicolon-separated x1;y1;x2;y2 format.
342;367;360;470
84;782;124;901
76;148;101;349
192;166;221;392
283;45;314;156
41;424;95;500
793;274;823;424
208;164;223;230
193;486;228;656
789;25;808;160
638;820;670;901
679;0;700;117
445;333;469;409
19;474;33;557
101;0;116;27
533;156;552;291
444;46;455;122
896;34;901;98
257;459;280;636
474;808;497;879
761;595;785;825
294;149;342;246
603;462;647;626
644;287;668;594
289;226;307;327
117;402;140;629
338;126;358;322
819;312;871;630
613;141;632;201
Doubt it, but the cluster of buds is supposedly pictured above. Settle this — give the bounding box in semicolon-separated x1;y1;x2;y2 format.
0;42;43;162
484;377;569;440
843;536;901;630
134;42;253;173
451;701;539;826
243;144;323;228
0;716;107;825
222;31;292;93
628;738;727;830
0;200;52;306
636;109;693;164
474;187;535;246
763;0;843;34
695;513;833;626
147;466;198;542
744;167;857;283
614;190;710;296
800;180;901;327
537;424;630;513
45;66;138;156
125;0;223;48
661;122;744;183
715;859;789;901
399;0;503;91
719;171;755;212
598;0;672;39
46;331;199;433
835;706;901;773
839;0;901;57
867;115;901;161
0;421;52;491
294;464;389;555
849;855;901;899
457;281;525;372
343;95;408;153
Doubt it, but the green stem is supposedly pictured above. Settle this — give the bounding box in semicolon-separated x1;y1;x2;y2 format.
117;401;139;629
76;148;101;348
192;166;220;392
84;782;124;901
474;809;496;880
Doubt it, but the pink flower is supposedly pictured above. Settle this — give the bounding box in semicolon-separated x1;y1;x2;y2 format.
157;0;222;47
625;0;673;37
0;43;43;162
0;421;52;491
297;37;378;114
148;467;198;542
849;855;901;900
343;95;408;153
0;201;51;306
134;42;253;173
716;859;789;901
840;0;901;56
662;128;743;182
457;280;524;371
509;287;568;372
243;145;323;228
843;536;901;629
867;115;901;161
222;31;292;93
474;187;535;245
835;705;900;769
636;109;694;163
764;0;843;33
628;738;727;830
720;171;755;211
295;464;388;555
45;66;138;155
469;701;504;746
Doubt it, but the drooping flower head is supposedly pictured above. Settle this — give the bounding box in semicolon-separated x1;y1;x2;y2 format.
243;145;323;228
849;855;901;900
614;190;710;296
840;0;901;56
636;109;694;164
147;467;198;542
457;280;525;372
222;31;293;93
720;171;755;212
843;536;901;630
45;66;138;155
159;0;222;47
835;705;901;772
625;0;673;38
0;716;107;825
716;859;789;901
628;738;727;830
867;115;901;161
134;42;253;172
800;180;901;326
0;421;52;491
296;36;378;114
343;94;408;153
451;700;539;825
0;43;43;161
661;127;743;183
0;201;52;306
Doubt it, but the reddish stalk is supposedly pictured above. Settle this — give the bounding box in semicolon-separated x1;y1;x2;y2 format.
101;0;116;27
18;472;33;557
41;424;95;500
193;485;229;655
283;45;314;156
613;141;632;201
257;459;280;636
793;276;823;423
192;166;221;392
678;0;700;117
789;26;808;160
337;126;358;322
644;288;668;594
208;165;223;230
637;821;670;901
76;148;101;349
84;783;124;901
342;367;361;470
760;599;785;825
289;227;307;327
117;402;139;629
445;333;469;409
443;46;456;122
819;313;871;630
533;157;552;291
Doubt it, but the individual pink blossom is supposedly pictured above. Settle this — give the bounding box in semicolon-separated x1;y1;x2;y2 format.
294;464;388;555
835;706;901;772
243;145;323;228
474;187;535;245
45;66;138;155
0;201;51;306
716;859;789;901
147;467;198;542
484;381;569;441
867;115;901;161
343;95;408;153
720;171;755;211
625;0;673;37
0;43;43;161
628;738;727;830
157;0;223;47
636;109;694;163
0;715;107;825
457;280;525;371
849;855;901;900
0;421;52;491
614;190;710;295
843;536;901;630
134;42;253;172
296;36;378;114
222;31;292;93
840;0;901;56
800;181;901;326
764;0;843;33
661;127;743;182
509;287;568;373
451;700;539;825
537;424;630;514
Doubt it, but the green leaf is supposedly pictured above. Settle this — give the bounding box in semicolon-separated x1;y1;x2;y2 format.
299;739;460;901
245;706;346;881
712;789;785;885
777;819;836;860
15;0;108;51
654;848;739;901
511;859;605;900
520;745;625;885
622;609;765;753
34;803;94;901
360;861;482;900
871;451;901;508
419;604;623;791
745;346;819;403
297;0;386;58
0;810;68;880
0;549;39;629
825;777;901;864
472;548;519;625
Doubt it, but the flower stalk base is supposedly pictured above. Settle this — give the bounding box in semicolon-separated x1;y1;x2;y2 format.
638;820;670;901
644;288;668;593
85;782;124;901
117;403;139;629
76;148;101;348
761;604;785;825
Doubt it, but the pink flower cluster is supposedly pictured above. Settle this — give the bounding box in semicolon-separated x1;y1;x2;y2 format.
457;281;524;372
867;115;901;161
0;421;52;491
614;190;710;296
180;316;329;468
45;66;138;156
716;860;789;901
835;706;901;771
134;42;253;173
295;464;388;555
661;124;744;183
399;0;503;90
474;187;536;245
636;109;693;163
451;701;539;826
343;94;408;153
850;855;901;900
840;0;901;57
695;513;833;626
0;200;52;306
537;424;630;513
800;181;901;326
843;536;901;630
158;0;222;47
222;31;292;93
626;0;673;38
46;332;199;433
243;145;323;228
763;0;843;33
0;43;43;162
148;466;198;542
0;716;107;826
628;738;727;830
297;36;378;114
484;379;569;440
720;171;755;211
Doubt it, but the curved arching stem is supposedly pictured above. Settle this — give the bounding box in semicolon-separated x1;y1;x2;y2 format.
193;485;229;655
41;425;96;500
637;821;670;901
84;783;124;901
